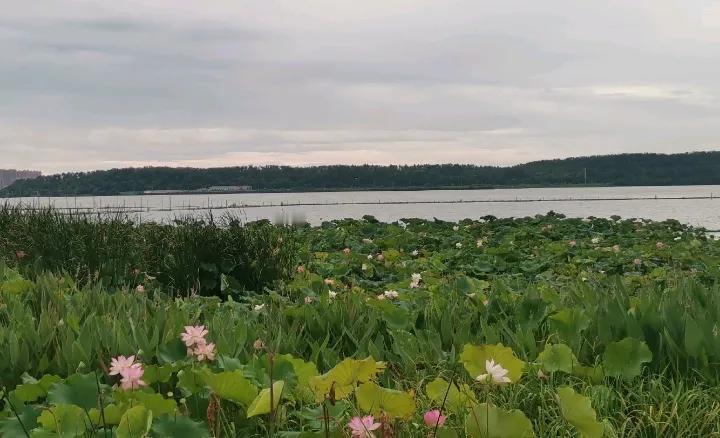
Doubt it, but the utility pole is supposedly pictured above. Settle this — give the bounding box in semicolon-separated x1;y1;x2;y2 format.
584;167;587;185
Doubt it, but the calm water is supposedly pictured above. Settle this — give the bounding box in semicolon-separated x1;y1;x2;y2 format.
5;185;720;229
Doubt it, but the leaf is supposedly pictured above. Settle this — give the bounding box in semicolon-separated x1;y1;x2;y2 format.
573;365;605;384
537;343;576;373
142;364;174;384
133;392;178;416
276;354;319;401
116;405;153;438
247;381;285;417
465;403;535;438
557;386;604;438
158;339;188;364
202;370;258;407
548;308;590;348
309;357;386;402
0;405;40;437
37;404;89;436
425;377;477;413
460;344;524;383
355;381;416;419
151;414;211;438
88;403;124;426
684;318;704;358
46;373;99;411
177;369;203;395
14;375;63;403
602;337;652;379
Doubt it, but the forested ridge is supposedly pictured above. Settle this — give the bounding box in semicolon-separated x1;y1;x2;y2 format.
3;151;719;196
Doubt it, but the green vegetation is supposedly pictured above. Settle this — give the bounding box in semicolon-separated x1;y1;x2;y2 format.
2;211;720;436
0;206;296;296
4;151;720;197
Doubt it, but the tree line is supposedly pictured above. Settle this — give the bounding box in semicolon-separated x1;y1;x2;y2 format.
2;152;720;197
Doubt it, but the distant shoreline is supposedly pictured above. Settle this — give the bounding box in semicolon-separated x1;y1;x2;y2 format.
12;182;720;199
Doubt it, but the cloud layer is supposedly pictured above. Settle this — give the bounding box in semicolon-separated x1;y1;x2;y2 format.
2;0;720;173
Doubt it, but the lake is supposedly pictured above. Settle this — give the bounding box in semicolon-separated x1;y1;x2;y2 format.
5;185;720;229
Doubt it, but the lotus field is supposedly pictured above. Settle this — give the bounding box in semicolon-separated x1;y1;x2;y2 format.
2;211;720;437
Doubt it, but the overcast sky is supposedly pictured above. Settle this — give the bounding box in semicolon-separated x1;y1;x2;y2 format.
2;1;720;174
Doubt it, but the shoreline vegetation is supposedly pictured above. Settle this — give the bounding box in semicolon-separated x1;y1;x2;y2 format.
3;151;720;197
2;207;720;435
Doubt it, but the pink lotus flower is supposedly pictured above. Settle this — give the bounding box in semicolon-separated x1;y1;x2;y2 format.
343;247;351;255
424;409;446;428
109;355;137;376
181;325;208;347
348;415;381;438
119;363;147;390
568;240;577;247
297;265;306;274
193;342;216;361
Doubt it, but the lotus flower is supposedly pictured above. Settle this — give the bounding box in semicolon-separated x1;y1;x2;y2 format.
383;290;399;299
424;409;446;428
193;342;216;361
109;355;137;376
181;325;209;348
119;363;146;390
410;273;422;288
348;415;381;438
476;359;512;385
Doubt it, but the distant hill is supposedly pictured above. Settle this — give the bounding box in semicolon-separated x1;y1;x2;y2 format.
3;152;720;197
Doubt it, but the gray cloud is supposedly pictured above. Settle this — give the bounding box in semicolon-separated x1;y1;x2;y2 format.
1;0;720;173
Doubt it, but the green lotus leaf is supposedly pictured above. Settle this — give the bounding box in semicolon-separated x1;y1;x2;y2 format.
355;381;415;419
557;386;604;438
602;337;652;379
465;403;535;438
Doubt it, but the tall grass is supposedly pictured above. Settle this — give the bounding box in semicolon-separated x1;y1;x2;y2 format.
0;205;297;296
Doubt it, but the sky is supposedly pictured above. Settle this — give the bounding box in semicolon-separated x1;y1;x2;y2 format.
2;0;720;174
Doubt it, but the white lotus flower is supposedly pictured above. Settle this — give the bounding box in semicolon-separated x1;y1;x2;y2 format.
476;239;484;248
367;254;374;260
591;237;600;244
476;359;512;385
398;220;408;229
453;225;459;231
383;290;399;299
328;290;337;299
410;273;422;288
253;304;265;311
361;263;368;271
456;242;463;249
411;250;419;256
